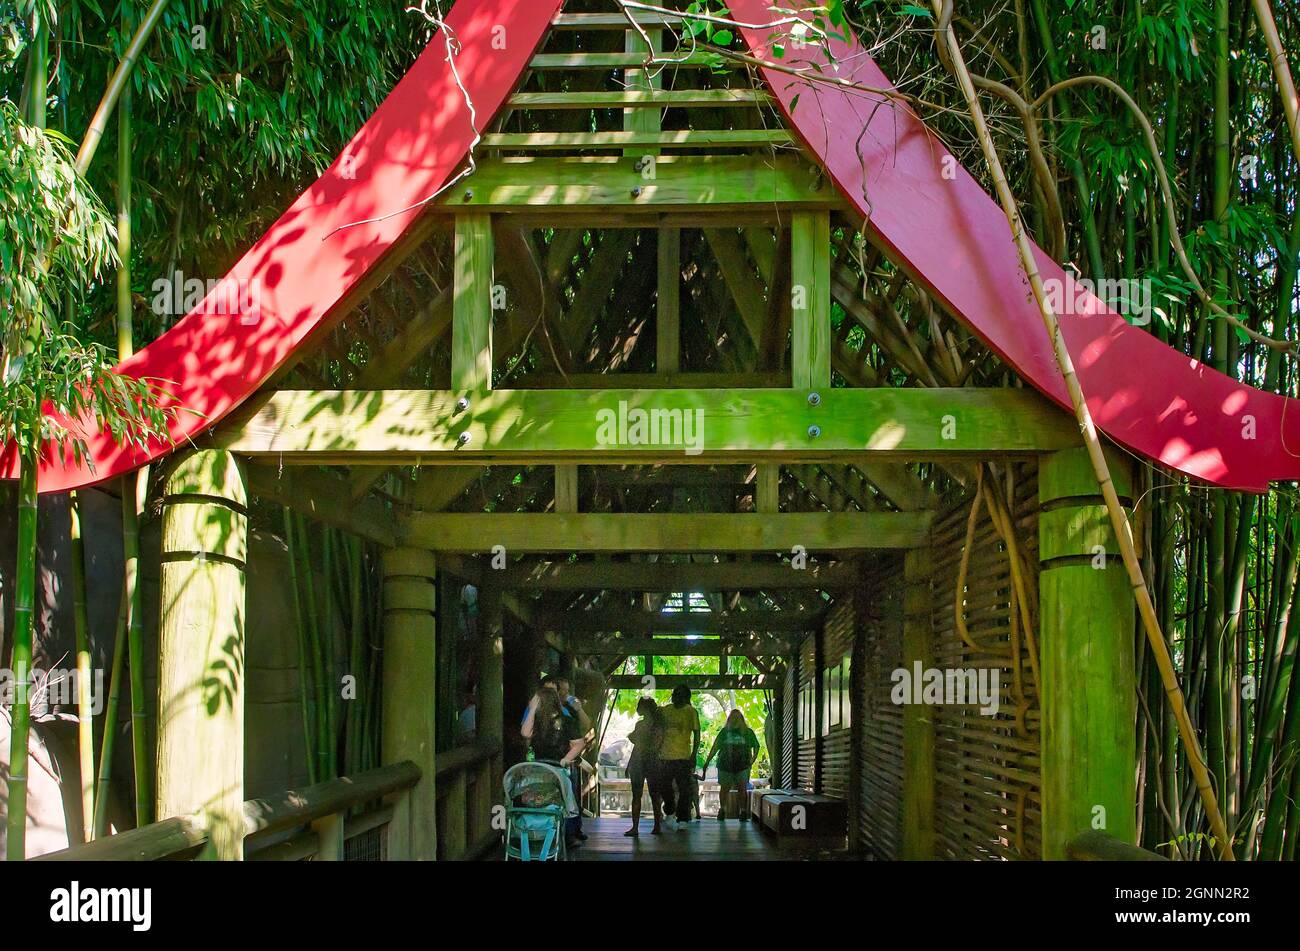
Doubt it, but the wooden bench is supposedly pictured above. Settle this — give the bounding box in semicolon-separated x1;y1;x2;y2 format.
749;787;847;849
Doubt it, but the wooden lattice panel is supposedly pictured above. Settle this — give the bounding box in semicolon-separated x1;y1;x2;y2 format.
856;559;905;860
928;462;1042;860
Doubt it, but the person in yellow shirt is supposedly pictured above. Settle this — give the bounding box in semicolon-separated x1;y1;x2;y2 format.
657;685;701;829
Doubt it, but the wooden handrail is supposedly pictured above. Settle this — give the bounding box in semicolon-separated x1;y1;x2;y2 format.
246;806;395;862
435;741;502;779
1066;830;1169;862
34;815;209;862
34;762;421;861
244;761;420;839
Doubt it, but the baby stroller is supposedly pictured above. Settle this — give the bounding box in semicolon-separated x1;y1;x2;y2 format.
502;761;579;861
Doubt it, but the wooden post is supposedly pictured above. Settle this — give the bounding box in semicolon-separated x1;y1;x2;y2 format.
1039;446;1138;860
453;214;494;392
848;584;865;853
813;629;824;793
657;227;680;373
478;585;505;842
474;755;494;856
382;548;439;860
312;813;344;861
791;210;831;390
555;465;579;514
156;450;248;861
385;790;411;862
443;767;468;860
901;547;935;860
757;464;780;514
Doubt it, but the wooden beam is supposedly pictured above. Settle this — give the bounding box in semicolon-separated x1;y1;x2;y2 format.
564;230;637;353
856;462;932;512
568;637;789;657
552;12;684;28
507;89;768;109
407;465;487;512
535;607;820;635
482;559;860;590
761;228;793;370
216;387;1079;462
606;674;774;690
792;211;831;390
354;288;452;390
435;156;838;212
624;27;662;140
509;372;785;389
483;130;791;150
400;512;932;553
530;51;721;68
452;214;493;391
248;466;397;547
705;228;768;344
495;226;570;372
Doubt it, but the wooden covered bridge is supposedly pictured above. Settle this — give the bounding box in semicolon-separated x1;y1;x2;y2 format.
16;0;1290;863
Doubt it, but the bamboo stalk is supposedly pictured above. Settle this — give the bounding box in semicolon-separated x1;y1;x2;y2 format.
1252;0;1300;165
73;0;173;176
284;508;319;785
121;467;151;827
4;14;48;862
114;88;152;827
294;514;330;778
1026;0;1105;279
321;529;340;779
4;459;39;860
116;87;133;359
92;587;128;839
346;535;365;775
68;492;96;843
932;0;1234;860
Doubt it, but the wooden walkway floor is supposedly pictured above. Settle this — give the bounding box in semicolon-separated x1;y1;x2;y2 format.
570;816;784;861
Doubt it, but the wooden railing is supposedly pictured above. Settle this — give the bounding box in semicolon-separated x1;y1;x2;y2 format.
435;741;502;860
34;762;421;862
1066;830;1170;861
598;777;771;817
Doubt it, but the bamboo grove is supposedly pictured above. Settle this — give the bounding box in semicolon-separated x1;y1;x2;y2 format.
1;0;1299;859
825;0;1300;859
1;0;413;858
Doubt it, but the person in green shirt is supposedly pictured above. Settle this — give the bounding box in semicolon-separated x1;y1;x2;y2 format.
703;709;761;820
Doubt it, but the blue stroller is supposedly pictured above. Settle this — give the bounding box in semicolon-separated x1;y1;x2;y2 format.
502;761;579;861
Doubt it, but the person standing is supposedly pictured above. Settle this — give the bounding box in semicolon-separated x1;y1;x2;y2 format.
521;675;589;843
522;686;586;847
703;709;761;820
625;697;665;837
657;686;700;830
